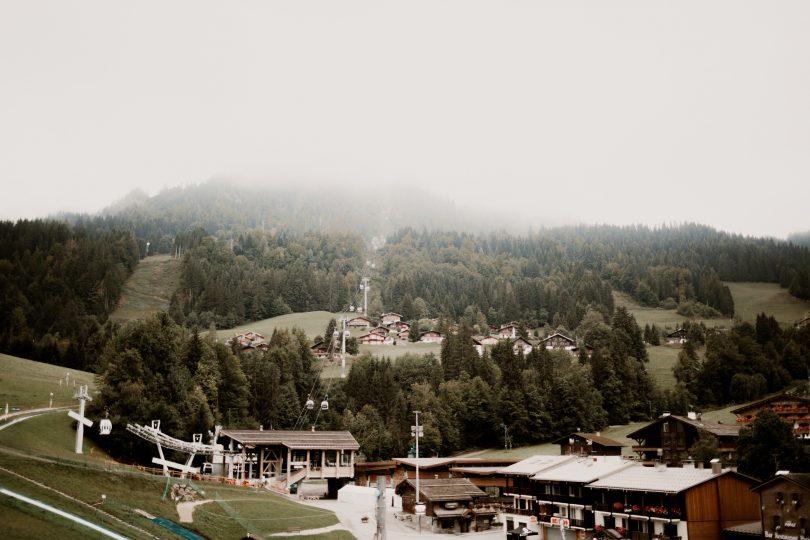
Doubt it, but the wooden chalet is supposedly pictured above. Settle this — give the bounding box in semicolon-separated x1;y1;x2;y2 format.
587;462;761;540
752;472;810;539
227;331;269;352
627;413;740;466
346;316;372;328
512;337;534;356
541;332;576;351
217;429;359;496
370;326;390;336
399;329;410;340
553;432;625;457
732;393;810;442
498;323;520;339
477;335;500;346
666;328;688;344
392;457;517;487
395;478;498;533
381;312;403;325
420;330;444;343
358;332;386;345
389;320;411;332
354;460;398;488
310;340;330;360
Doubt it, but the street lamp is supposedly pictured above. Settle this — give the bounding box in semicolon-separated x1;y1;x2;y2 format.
49;392;53;409
412;410;425;531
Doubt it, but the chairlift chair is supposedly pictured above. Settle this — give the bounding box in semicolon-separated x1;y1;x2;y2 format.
321;396;329;411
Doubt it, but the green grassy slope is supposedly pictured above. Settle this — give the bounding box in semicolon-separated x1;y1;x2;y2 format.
109;254;181;324
613;291;731;331
0;354;96;410
725;282;810;324
0;413;346;539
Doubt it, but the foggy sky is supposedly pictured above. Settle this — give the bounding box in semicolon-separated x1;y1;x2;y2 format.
1;1;808;238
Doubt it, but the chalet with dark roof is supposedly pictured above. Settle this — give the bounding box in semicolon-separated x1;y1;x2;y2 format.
552;432;626;456
346;316;372;328
497;323;520;339
627;412;740;465
732;393;810;442
310;340;330;360
541;332;576;350
381;312;403;325
512;337;534;356
420;330;444;343
666;328;688;344
752;472;810;539
395;478;498;533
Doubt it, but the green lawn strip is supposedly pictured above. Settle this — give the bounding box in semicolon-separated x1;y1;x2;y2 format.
203;488;338;536
0;494;110;540
110;255;181;324
725;282;810;324
0;411;112;463
613;292;729;330
217;311;340;342
646;345;680;388
0;353;97;410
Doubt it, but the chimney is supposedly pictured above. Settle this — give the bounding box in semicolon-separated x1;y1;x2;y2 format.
710;458;721;474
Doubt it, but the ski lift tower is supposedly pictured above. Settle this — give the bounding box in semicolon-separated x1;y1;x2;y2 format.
360;277;370;316
68;385;93;454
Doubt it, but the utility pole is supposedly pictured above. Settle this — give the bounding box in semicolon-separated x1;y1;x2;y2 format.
361;277;370;315
340;317;348;379
412;411;424;533
375;475;387;540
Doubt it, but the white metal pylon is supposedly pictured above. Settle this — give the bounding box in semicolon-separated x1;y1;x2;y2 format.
68;385;93;454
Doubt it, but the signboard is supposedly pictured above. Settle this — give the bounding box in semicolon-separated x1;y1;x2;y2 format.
414;503;426;515
411;425;424;437
550;517;570;528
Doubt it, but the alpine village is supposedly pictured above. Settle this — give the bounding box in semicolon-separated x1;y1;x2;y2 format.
3;182;810;540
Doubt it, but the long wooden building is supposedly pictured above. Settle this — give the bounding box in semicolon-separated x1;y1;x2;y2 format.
218;429;359;495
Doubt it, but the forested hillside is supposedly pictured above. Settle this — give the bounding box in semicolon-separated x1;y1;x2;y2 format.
0;220;139;369
3;187;810;372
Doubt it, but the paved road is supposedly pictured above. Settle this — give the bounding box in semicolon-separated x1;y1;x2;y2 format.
297;489;505;540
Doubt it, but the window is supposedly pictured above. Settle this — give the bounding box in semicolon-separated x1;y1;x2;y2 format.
340;452;351;466
776;492;784;505
773;515;781;531
792;492;801;508
603;516;615;529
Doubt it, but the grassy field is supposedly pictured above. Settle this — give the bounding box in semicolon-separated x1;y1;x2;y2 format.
725;282;810;324
645;345;681;388
110;254;181;324
613;291;731;331
216;311;340;342
0;354;97;410
616;282;810;331
0;355;349;539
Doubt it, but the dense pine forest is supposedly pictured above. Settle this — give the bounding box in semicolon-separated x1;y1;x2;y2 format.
3;183;810;463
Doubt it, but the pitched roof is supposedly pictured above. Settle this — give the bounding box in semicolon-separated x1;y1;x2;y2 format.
552;432;625;448
541;332;574;343
627;414;740;440
393;457;516;469
752;472;810;492
586;463;748;494
730;393;810;415
220;430;360;450
532;456;635;484
396;478;487;502
498;455;575;476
